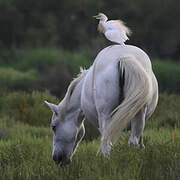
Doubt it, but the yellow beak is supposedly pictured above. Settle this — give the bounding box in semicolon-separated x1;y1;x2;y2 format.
92;15;98;18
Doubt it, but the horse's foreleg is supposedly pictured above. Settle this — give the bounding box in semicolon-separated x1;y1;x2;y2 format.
128;106;147;148
138;135;145;148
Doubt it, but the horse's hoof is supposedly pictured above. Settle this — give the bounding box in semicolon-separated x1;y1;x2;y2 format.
128;137;139;147
139;143;145;149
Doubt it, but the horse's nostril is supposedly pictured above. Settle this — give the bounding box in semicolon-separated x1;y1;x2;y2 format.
52;154;57;162
58;155;63;162
53;153;63;164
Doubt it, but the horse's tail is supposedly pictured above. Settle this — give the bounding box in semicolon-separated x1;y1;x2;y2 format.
101;56;152;155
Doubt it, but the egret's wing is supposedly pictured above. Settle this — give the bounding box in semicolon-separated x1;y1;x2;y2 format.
112;20;132;36
104;20;131;44
105;29;127;44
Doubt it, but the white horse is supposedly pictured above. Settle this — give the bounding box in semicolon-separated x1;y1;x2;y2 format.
45;45;158;165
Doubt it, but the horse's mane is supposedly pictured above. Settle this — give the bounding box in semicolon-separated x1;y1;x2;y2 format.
59;67;88;117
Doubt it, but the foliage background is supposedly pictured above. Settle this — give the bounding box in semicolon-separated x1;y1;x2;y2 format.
0;0;180;59
0;0;180;179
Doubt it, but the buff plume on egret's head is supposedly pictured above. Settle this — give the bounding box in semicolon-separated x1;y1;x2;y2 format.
92;13;108;21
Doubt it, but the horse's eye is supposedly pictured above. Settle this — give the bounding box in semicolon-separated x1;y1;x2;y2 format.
52;125;56;132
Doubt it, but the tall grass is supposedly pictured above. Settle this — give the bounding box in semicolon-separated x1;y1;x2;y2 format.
0;92;180;179
0;124;179;180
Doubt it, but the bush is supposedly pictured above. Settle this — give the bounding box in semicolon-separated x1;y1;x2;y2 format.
12;48;60;71
0;48;95;97
0;91;58;127
0;67;37;92
0;48;94;72
1;48;180;97
0;90;99;140
152;60;180;93
146;93;180;129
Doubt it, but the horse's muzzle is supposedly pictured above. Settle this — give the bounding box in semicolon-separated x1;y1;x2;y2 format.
53;152;71;166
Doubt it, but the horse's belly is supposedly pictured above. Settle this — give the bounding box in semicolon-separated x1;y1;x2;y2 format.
95;63;120;115
81;62;122;128
81;68;99;128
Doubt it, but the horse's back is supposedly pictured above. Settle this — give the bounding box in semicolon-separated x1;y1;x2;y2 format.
81;45;158;127
94;45;152;73
94;45;158;116
94;44;158;98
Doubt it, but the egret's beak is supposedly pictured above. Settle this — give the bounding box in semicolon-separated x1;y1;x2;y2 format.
92;15;98;18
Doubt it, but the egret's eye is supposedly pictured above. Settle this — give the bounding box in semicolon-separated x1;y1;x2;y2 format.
51;125;56;132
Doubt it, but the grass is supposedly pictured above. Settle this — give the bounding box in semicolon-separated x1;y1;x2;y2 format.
0;92;180;179
0;123;179;180
0;48;179;179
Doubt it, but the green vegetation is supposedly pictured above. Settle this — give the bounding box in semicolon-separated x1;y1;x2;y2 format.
0;48;179;96
0;91;58;127
0;48;94;97
0;92;180;179
0;67;37;92
0;45;179;180
0;1;179;179
148;93;180;129
152;60;180;93
1;0;180;59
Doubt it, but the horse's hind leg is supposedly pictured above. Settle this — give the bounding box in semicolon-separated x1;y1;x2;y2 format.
138;135;145;148
128;106;147;148
98;113;113;157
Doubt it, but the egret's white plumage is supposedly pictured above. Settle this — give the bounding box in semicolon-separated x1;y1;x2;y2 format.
93;13;131;45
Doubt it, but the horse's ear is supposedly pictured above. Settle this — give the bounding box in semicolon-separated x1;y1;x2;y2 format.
44;101;59;115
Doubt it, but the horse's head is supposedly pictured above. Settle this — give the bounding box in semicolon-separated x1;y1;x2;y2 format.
45;101;85;166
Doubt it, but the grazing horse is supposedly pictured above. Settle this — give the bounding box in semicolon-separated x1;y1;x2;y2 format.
45;45;158;165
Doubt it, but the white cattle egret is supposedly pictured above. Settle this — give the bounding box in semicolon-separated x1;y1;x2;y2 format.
92;13;131;45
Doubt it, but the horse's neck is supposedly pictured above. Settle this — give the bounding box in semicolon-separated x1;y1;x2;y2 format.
66;77;84;112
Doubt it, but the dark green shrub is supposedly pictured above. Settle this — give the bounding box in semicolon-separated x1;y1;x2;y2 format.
13;48;60;71
152;60;180;93
1;48;180;97
0;91;58;127
147;93;180;129
0;67;37;92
